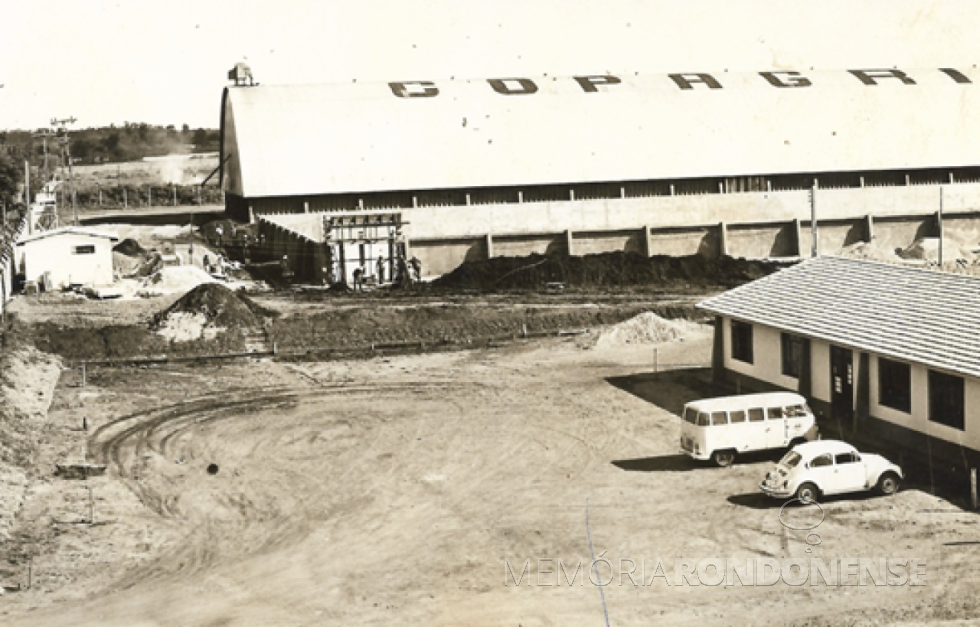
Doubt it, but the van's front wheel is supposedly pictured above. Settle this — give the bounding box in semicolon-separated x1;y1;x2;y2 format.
711;449;736;467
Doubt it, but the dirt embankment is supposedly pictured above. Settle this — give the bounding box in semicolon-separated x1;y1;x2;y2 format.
0;337;63;546
434;252;787;291
11;252;775;362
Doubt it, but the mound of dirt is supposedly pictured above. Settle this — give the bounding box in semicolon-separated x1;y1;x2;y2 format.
113;238;146;257
139;265;215;295
836;240;903;263
152;282;277;341
898;237;977;263
591;312;708;349
433;252;787;291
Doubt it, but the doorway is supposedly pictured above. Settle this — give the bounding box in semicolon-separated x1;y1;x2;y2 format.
830;345;854;422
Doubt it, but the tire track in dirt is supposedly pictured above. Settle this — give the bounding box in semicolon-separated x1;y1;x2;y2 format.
88;380;484;585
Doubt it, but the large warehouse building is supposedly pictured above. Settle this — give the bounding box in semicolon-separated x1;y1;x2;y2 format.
219;65;980;284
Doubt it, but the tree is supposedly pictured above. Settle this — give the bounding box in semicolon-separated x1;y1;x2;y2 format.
0;151;24;206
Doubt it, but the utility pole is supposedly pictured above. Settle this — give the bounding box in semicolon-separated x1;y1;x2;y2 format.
51;117;77;225
938;185;944;268
810;178;819;257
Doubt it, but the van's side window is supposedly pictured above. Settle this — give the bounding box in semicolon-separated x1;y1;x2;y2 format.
729;410;747;423
711;411;728;426
785;405;808;418
748;408;765;422
697;412;711;427
768;407;785;420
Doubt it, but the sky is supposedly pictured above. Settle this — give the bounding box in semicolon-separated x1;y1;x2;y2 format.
1;0;979;131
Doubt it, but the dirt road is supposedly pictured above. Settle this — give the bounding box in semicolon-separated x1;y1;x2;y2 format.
1;321;975;625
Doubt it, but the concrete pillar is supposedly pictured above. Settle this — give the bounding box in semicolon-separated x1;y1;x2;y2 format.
620;186;626;199
865;214;875;242
486;233;494;260
792;218;803;256
304;201;309;214
712;317;725;383
950;172;956;184
718;221;729;257
905;174;911;186
466;193;471;206
358;198;365;210
565;230;574;256
860;176;865;188
518;191;523;203
670;184;675;196
412;196;418;208
643;226;653;257
248;205;255;224
570;189;575;201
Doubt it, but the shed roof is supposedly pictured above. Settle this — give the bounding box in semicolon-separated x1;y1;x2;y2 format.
16;227;119;246
697;256;980;380
222;67;980;198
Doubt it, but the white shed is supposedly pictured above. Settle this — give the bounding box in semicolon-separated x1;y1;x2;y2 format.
15;227;119;290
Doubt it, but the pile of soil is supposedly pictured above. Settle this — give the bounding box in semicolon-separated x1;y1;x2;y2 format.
141;265;216;292
836;240;903;263
433;252;787;291
152;283;277;342
591;311;708;349
113;238;146;257
898;237;977;263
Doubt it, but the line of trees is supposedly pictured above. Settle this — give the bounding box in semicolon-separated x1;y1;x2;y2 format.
1;123;219;169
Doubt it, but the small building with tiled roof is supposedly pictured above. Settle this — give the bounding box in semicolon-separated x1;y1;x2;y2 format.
697;255;980;456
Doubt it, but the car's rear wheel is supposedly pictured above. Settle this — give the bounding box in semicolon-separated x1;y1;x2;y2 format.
796;482;820;504
877;472;901;496
711;449;736;467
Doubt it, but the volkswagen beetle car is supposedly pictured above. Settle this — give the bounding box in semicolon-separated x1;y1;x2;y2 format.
760;439;903;502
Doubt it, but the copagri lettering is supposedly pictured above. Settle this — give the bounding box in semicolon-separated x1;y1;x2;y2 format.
387;68;973;99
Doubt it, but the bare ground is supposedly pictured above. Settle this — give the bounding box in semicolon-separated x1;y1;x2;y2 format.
0;325;976;625
0;224;977;625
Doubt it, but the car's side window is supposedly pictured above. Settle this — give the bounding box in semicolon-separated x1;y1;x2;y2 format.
810;453;833;468
748;408;765;422
835;452;860;464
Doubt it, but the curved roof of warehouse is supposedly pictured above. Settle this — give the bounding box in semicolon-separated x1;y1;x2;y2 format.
222;68;980;198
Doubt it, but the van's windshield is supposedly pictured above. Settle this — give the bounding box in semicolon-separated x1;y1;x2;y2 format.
683;407;698;423
779;451;803;468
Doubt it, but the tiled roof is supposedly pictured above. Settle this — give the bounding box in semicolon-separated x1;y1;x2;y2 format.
697;256;980;379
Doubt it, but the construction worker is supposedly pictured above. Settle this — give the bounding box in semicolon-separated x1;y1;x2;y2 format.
410;255;422;282
376;254;386;284
353;265;364;291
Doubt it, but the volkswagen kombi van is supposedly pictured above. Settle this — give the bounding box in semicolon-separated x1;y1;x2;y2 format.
679;392;818;466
